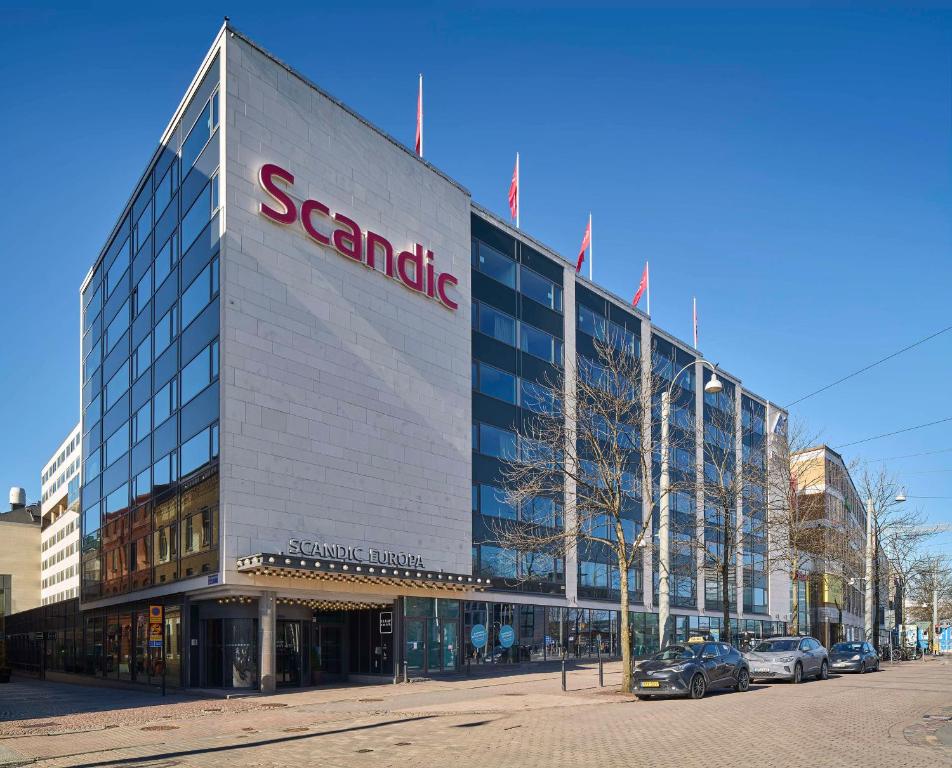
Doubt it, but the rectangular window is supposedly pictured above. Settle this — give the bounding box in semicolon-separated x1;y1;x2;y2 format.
472;240;516;288
520;266;562;311
474;361;516;404
135;200;153;253
153;378;178;427
134;268;153;317
105;483;128;515
154;160;179;218
181;340;218;404
520;379;559;415
133;402;151;444
181;258;218;329
476;484;517;519
181;90;219;171
520;322;563;365
472;301;516;346
106;237;129;296
180;425;213;477
475;422;517;460
105;422;129;467
132;333;151;381
154;232;176;287
105;300;130;352
154;305;178;357
181;176;218;252
105;360;129;410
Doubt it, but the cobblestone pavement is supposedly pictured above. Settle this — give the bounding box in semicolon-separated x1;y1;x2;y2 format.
1;658;950;767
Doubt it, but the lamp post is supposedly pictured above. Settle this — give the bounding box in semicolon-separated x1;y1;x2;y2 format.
865;490;905;650
658;358;722;651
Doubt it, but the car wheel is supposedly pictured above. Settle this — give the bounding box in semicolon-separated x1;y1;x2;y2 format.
736;669;750;692
636;695;652;701
819;661;829;680
689;674;707;700
792;662;803;684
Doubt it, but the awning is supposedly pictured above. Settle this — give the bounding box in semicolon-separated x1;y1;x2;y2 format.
236;554;492;592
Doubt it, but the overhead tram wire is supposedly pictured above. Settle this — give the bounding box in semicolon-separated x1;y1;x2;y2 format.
785;323;952;408
864;447;952;463
835;415;952;449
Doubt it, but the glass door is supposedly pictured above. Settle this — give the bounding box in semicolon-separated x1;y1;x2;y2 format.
406;619;426;674
442;621;458;671
276;620;302;687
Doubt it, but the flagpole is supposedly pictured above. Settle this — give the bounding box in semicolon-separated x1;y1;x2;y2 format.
588;212;592;281
646;261;651;316
418;73;423;158
693;297;697;349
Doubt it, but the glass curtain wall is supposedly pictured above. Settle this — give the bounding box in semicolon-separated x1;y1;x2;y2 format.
81;56;222;602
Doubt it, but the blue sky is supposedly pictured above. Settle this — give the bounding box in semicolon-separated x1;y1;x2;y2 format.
1;4;950;554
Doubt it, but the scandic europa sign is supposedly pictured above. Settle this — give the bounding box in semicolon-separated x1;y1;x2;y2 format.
258;163;459;310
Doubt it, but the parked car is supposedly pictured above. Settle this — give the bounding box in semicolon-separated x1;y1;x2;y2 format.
633;641;750;700
744;636;829;683
830;641;879;673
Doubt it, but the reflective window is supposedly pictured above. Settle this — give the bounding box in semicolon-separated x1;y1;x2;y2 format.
105;300;130;352
181;90;219;171
106;238;129;296
182;176;218;252
472;301;516;346
134;268;153;316
475;484;517;519
181;258;218;329
154;161;179;218
473;361;516;404
105;422;129;467
472;240;516;288
133;402;151;444
180;425;213;477
155;232;176;286
105;483;128;515
154;305;178;357
181;340;218;404
153;378;178;427
474;422;517;460
105;360;129;410
132;334;151;380
520;322;563;365
520;266;562;311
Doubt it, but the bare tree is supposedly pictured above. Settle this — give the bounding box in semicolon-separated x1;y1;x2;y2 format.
904;555;952;625
489;333;693;693
855;465;937;646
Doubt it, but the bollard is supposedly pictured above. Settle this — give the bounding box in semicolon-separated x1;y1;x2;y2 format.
402;660;408;683
561;655;567;691
467;656;471;676
599;656;604;687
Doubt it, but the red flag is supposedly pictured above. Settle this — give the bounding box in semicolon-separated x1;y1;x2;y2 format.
575;215;591;273
508;153;519;225
632;261;649;308
415;74;423;157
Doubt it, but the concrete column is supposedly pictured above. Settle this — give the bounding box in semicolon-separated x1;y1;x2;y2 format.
259;591;277;693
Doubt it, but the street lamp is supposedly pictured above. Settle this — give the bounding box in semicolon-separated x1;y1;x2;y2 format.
658;358;722;650
865;489;907;648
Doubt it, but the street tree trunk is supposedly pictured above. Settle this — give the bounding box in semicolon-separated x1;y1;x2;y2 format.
721;556;732;645
619;561;633;693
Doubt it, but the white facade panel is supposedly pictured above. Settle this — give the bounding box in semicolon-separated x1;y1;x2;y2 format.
219;33;473;581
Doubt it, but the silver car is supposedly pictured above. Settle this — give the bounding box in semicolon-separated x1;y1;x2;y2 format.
744;636;829;683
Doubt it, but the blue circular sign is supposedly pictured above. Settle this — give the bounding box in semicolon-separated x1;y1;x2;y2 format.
470;623;488;648
499;625;515;649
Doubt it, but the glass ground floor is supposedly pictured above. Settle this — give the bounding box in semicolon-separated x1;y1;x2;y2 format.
3;592;786;689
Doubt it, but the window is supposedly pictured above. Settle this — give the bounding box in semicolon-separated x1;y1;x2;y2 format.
577;305;606;340
473;361;516;404
479;545;517;579
105;483;128;515
134;269;153;317
472;301;516;346
154;160;179;217
181;341;218;404
474;422;517;460
135;199;153;253
181;258;218;328
181;90;219;171
520;322;563;365
181;176;219;251
105;300;130;352
105;422;129;467
472;240;516;287
153;451;177;488
154;305;178;356
132;334;151;380
180;426;213;477
475;484;517;519
155;232;176;286
520;266;562;311
520;379;559;415
153;379;178;427
105;360;129;409
133;402;151;444
106;238;129;296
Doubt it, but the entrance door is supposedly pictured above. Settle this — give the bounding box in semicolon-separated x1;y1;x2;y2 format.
406;618;458;675
276;620;302;687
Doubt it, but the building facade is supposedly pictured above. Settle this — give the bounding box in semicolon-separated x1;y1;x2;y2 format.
9;24;790;690
0;492;42;617
790;446;866;645
40;423;82;605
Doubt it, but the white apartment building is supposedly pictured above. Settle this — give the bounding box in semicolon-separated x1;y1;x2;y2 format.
40;422;82;605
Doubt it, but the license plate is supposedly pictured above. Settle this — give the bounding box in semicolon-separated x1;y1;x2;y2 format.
755;668;770;674
640;681;661;688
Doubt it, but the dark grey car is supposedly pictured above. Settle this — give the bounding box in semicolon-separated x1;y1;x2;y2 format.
830;641;879;673
633;642;750;700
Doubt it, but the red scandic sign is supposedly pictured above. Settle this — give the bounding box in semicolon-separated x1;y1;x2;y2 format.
258;163;459;311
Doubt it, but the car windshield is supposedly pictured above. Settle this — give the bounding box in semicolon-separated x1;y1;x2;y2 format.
832;642;864;653
753;639;799;653
652;645;699;661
